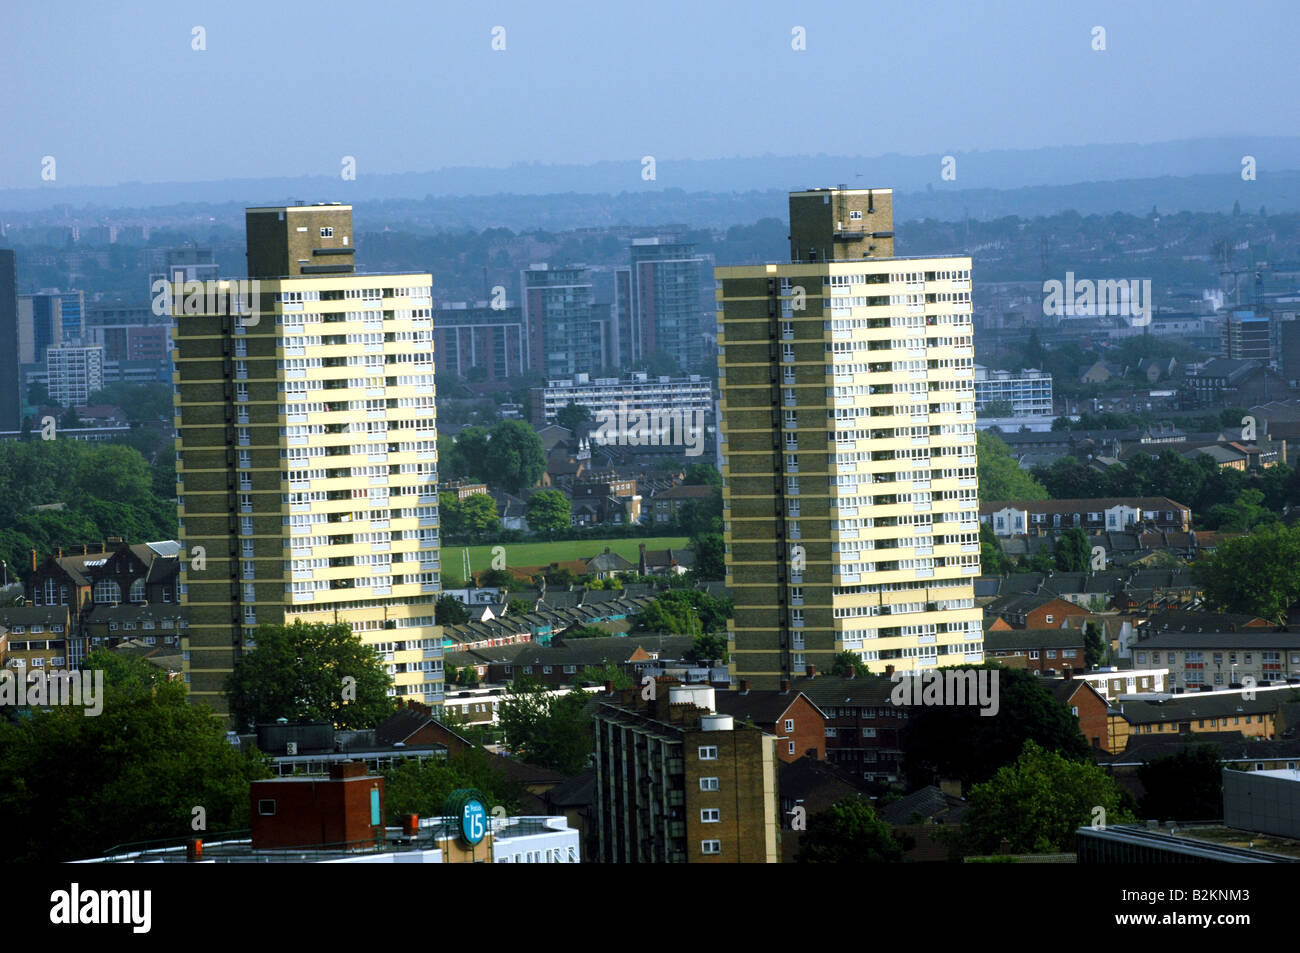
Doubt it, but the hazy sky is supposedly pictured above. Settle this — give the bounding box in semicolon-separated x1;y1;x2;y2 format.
4;0;1297;190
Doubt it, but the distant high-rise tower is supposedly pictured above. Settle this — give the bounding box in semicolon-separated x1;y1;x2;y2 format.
521;264;600;377
715;187;982;685
616;238;706;372
0;250;19;430
173;204;444;717
17;292;63;365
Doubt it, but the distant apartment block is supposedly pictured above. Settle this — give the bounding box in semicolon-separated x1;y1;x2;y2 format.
531;372;714;426
433;300;527;384
17;292;63;364
972;365;1053;417
1222;308;1272;364
149;244;219;293
46;343;104;406
85;302;172;365
521;264;602;377
614;237;707;371
0;249;19;430
980;497;1191;536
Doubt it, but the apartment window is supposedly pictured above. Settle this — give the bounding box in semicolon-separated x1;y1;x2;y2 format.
787;741;795;755
700;777;719;791
784;718;794;733
1045;615;1054;624
1029;650;1040;659
698;746;718;761
701;840;722;855
320;226;334;238
700;809;720;823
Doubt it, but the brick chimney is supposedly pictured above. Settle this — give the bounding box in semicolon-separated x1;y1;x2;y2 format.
805;665;816;678
884;664;895;678
779;679;790;693
1062;666;1073;681
846;664;856;679
30;548;37;572
740;679;750;694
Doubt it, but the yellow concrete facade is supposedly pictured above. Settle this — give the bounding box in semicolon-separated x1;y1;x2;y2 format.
716;191;982;685
174;251;444;716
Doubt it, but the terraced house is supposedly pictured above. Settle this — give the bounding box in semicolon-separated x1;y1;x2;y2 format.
716;187;983;686
173;205;444;717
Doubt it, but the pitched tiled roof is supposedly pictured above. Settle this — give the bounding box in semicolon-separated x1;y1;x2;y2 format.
713;690;810;724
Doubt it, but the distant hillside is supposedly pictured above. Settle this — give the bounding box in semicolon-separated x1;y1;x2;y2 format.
2;136;1299;225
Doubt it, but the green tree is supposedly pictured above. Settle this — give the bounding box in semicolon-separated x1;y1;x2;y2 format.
381;747;522;824
479;568;515;588
902;665;1090;790
1084;620;1108;669
1193;524;1300;623
498;677;592;775
796;797;904;863
560;623;611;640
635;599;702;636
555;401;592;431
526;489;571;534
485;420;546;492
459;492;499;533
980;523;1011;575
829;651;865;677
960;741;1135;855
1054;527;1091;572
675;489;723;537
1138;745;1224;823
507;598;533;615
438;492;465;535
980;400;1014;417
0;650;271;862
683;462;722;486
691;532;725;580
685;631;729;664
1207;488;1277;532
224;621;399;730
977;431;1049;501
435;594;470;626
574;663;633;689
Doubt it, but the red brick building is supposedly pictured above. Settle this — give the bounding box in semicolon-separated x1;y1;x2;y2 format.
250;761;385;850
983;627;1088;673
714;684;825;763
789;674;906;782
1044;673;1112;751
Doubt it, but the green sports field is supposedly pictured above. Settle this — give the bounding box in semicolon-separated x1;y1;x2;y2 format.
448;537;690;576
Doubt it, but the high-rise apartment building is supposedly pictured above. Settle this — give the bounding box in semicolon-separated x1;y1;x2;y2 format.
173;204;444;718
615;238;707;372
433;300;527;385
521;264;601;378
0;250;20;430
46;342;104;406
17;292;63;365
716;187;983;686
